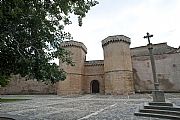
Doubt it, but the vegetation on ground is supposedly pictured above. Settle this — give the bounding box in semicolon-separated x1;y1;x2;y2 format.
0;98;31;102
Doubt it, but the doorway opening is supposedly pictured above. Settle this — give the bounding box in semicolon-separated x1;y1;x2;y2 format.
91;80;100;93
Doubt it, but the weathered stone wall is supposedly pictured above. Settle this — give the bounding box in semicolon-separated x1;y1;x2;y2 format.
57;36;180;95
0;75;56;95
84;60;104;94
104;71;134;94
58;74;84;95
57;41;87;95
2;36;180;95
102;35;134;95
132;52;180;92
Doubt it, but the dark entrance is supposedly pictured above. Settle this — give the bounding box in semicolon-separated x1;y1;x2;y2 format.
91;80;100;93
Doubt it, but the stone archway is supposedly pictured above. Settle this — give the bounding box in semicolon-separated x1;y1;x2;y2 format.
91;80;100;93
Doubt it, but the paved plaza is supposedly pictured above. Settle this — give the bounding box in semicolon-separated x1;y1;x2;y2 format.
1;93;180;120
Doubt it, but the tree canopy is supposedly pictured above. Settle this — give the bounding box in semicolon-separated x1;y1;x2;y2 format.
0;0;98;86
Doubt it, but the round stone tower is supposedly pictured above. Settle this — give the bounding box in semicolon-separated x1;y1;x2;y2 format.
57;41;87;95
102;35;134;95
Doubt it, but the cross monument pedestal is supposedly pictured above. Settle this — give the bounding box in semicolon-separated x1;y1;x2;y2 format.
134;33;180;119
152;90;165;102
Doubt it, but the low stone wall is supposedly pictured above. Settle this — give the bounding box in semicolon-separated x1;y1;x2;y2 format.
0;75;57;95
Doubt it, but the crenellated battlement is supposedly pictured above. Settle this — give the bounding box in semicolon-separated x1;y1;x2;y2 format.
102;35;131;47
60;40;87;53
85;60;104;66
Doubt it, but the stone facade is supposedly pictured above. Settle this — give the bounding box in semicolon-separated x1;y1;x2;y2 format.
131;43;180;92
1;35;180;95
84;60;104;94
58;35;180;95
58;35;134;95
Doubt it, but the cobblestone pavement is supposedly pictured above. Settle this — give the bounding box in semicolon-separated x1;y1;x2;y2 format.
1;93;180;120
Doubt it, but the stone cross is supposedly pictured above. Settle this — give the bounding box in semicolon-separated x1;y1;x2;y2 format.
143;32;165;102
144;32;153;45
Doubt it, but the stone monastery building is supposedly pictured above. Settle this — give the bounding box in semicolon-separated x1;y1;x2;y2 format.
1;35;180;95
58;35;180;95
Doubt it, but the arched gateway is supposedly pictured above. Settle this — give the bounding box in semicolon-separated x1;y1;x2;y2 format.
91;80;100;93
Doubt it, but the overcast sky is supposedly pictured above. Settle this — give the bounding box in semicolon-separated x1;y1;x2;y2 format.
65;0;180;61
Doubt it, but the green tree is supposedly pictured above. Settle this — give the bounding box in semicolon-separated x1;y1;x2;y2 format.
0;0;98;86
